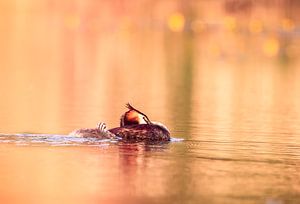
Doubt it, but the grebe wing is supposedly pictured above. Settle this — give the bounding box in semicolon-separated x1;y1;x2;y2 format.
108;124;170;141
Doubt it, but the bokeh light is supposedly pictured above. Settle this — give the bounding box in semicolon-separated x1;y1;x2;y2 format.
223;16;237;32
167;12;185;32
263;37;280;57
281;18;295;32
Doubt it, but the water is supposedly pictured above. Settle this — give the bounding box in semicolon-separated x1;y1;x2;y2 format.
1;1;300;203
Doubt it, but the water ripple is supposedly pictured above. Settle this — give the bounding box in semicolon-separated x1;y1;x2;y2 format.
0;133;113;147
0;133;183;147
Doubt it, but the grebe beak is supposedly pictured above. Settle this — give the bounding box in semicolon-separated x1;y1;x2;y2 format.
143;116;152;125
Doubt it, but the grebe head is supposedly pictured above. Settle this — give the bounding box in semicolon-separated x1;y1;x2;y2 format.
120;103;151;127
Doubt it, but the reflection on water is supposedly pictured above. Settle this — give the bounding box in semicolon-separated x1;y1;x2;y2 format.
1;134;300;204
1;0;300;203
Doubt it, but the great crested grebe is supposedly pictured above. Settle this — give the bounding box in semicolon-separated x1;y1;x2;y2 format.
69;103;170;141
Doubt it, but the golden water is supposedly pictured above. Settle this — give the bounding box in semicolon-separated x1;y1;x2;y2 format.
1;1;300;203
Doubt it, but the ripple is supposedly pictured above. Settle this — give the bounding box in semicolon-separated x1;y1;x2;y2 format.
0;133;114;147
0;133;183;147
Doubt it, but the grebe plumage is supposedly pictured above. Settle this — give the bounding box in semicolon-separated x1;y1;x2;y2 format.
120;103;151;126
69;103;170;141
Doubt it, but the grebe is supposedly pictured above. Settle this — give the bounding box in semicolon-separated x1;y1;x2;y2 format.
70;103;170;141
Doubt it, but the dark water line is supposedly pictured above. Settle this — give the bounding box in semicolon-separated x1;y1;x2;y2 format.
194;155;282;164
184;139;300;146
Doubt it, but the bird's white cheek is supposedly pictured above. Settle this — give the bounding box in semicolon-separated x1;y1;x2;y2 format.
138;115;147;124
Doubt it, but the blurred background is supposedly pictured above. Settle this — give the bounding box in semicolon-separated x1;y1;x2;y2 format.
1;1;300;204
1;0;300;136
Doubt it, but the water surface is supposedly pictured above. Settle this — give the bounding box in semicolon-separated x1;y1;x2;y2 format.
1;1;300;203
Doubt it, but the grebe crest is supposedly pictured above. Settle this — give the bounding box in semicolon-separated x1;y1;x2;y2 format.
120;103;151;126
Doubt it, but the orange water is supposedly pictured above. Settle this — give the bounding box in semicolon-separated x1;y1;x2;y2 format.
1;1;300;203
